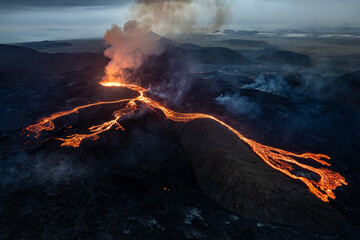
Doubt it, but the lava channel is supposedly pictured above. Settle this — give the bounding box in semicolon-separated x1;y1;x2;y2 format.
24;78;347;202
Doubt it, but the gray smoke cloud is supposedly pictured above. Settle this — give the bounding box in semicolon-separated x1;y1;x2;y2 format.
102;0;231;96
130;0;230;34
216;93;261;118
242;74;293;98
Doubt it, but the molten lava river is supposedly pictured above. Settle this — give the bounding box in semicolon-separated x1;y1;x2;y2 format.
25;76;347;202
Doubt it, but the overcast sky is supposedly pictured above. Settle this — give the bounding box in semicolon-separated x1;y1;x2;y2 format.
0;0;359;43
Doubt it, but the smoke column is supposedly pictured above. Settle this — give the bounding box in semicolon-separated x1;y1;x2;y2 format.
102;0;230;85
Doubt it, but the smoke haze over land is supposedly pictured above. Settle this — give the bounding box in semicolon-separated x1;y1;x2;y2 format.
1;0;360;43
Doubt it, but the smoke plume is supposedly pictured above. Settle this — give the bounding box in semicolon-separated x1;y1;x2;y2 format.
131;0;229;33
131;0;194;34
102;0;230;86
243;75;293;98
103;21;160;83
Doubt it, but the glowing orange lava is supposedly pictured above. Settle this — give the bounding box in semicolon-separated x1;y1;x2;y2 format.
25;77;347;202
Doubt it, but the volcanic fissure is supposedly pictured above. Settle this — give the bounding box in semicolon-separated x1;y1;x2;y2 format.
24;74;347;202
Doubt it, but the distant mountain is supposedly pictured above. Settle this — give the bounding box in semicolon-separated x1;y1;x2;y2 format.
0;44;47;72
156;37;201;50
223;29;236;35
0;44;106;87
152;38;252;66
12;39;105;54
138;40;252;92
0;44;46;60
157;37;179;47
145;31;162;40
21;41;73;51
199;47;251;65
316;37;360;46
223;29;259;36
256;48;312;67
289;26;360;35
217;39;274;49
0;44;103;69
179;43;201;50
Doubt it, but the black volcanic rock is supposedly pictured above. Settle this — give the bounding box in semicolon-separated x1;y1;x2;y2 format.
180;119;346;233
338;70;360;91
256;48;312;67
179;43;201;49
21;41;73;50
333;70;360;107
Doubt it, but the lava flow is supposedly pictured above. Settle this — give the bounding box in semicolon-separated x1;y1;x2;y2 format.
25;76;347;202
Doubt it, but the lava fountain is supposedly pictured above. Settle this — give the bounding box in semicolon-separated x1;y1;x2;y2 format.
25;74;347;202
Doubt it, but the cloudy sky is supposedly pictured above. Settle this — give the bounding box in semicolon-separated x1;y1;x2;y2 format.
0;0;359;43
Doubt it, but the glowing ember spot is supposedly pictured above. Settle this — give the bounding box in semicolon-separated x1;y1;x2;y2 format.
24;78;347;202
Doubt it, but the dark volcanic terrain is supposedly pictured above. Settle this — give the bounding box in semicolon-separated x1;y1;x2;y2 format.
181;119;345;233
0;38;359;239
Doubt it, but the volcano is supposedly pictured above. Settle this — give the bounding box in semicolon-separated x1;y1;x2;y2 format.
20;29;348;232
1;36;359;239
